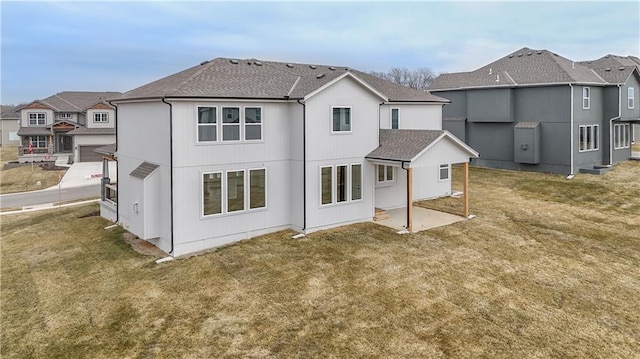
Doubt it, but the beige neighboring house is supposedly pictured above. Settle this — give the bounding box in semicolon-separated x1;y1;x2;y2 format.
16;91;121;163
1;105;21;147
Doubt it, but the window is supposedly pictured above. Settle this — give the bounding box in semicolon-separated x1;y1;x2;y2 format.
351;164;362;201
60;113;72;119
332;107;351;132
439;164;450;181
9;131;19;141
614;123;631;149
30;136;47;148
391;108;399;129
227;170;245;212
198;107;217;142
582;87;590;109
377;165;394;184
249;169;266;209
94;112;109;123
336;165;348;203
579;125;599;152
245;107;262;140
203;172;222;216
321;166;333;205
28;113;46;125
222;107;240;141
628;87;635;109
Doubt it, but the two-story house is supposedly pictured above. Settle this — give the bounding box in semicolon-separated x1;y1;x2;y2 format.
429;47;640;175
106;58;478;257
16;91;121;163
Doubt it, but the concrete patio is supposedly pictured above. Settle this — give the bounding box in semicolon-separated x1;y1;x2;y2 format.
374;206;468;233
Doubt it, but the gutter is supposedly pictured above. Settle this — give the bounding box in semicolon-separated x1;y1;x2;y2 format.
569;84;574;176
297;99;307;231
107;100;119;223
161;97;175;255
609;84;622;165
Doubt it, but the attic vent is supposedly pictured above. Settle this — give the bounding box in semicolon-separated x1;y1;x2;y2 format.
329;66;336;71
316;74;325;79
508;54;514;58
229;59;239;64
605;67;612;71
527;51;532;56
200;60;210;65
517;53;523;57
489;68;492;75
309;65;317;69
536;50;542;54
619;66;625;71
286;63;294;68
254;61;263;66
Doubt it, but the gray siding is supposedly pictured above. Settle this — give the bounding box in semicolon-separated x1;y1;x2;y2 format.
467;88;513;122
443;118;465;142
438;91;466;118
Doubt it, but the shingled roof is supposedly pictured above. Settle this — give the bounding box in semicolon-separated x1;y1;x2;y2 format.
429;47;608;91
118;58;448;103
578;54;640;85
19;91;122;113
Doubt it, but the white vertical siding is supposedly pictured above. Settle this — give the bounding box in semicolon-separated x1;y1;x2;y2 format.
379;104;443;130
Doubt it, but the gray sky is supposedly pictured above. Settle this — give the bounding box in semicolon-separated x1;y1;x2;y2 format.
2;1;639;105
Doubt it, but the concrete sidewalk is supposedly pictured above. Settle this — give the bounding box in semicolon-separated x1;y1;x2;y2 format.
44;161;117;190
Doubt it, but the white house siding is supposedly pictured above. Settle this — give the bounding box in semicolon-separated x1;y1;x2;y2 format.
86;109;116;129
169;100;296;256
379;104;443;130
304;77;380;232
117;101;173;253
287;103;304;231
374;165;408;210
73;134;116;161
21;108;54;127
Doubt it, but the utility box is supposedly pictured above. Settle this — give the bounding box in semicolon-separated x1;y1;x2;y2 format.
514;122;540;164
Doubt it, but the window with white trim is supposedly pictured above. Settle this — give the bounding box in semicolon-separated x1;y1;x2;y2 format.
351;164;362;201
94;112;109;123
249;169;266;209
321;166;332;205
245;107;262;140
391;108;399;129
30;135;47;148
321;164;363;205
614;123;630;149
377;165;394;184
332;107;351;132
202;172;222;215
59;113;72;119
202;168;266;217
222;107;240;141
582;87;590;109
197;107;217;142
579;124;599;152
336;165;348;203
227;170;245;212
439;164;450;181
628;87;635;109
28;113;46;125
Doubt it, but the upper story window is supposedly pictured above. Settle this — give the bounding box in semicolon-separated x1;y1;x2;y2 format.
28;113;46;125
579;124;599;152
628;87;635;109
582;87;590;109
391;108;399;129
59;113;72;119
222;107;240;141
94;113;109;123
244;107;262;141
377;165;394;184
332;107;351;132
198;107;217;142
197;106;264;143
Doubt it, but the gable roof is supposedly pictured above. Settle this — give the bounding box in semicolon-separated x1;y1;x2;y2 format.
430;47;608;91
366;129;478;162
579;54;640;84
18;91;122;113
118;58;448;103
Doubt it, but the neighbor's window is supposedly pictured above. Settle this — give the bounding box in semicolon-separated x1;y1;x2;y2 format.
202;172;222;216
439;164;450;181
628;87;635;109
28;113;46;125
391;108;399;129
30;135;47;148
245;107;262;140
336;165;348;203
351;164;362;201
321;166;333;205
59;112;72;119
579;124;599;152
222;107;240;141
94;112;109;123
227;170;245;212
198;107;217;142
332;107;351;132
614;123;630;149
377;165;394;183
582;87;590;109
249;169;266;209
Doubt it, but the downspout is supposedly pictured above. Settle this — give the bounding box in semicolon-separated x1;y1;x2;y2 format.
402;161;410;229
608;85;622;165
297;99;306;231
161;97;175;255
107;100;119;223
569;84;574;176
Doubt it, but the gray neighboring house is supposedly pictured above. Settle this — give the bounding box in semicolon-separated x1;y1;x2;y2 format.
430;47;640;175
16;91;122;163
1;105;20;147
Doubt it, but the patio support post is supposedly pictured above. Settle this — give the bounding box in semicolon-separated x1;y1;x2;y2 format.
463;161;469;218
407;166;413;231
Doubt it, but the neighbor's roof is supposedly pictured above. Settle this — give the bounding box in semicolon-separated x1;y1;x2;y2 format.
18;91;122;113
117;58;448;103
429;47;608;91
1;105;20;120
579;54;640;84
130;162;159;179
366;129;478;162
66;127;116;136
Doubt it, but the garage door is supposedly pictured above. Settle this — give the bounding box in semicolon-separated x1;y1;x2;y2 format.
78;145;103;162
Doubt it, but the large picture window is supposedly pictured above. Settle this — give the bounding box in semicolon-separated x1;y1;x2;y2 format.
198;107;217;142
94;113;109;123
28;113;46;125
579;125;599;152
249;169;266;209
332;107;351;132
227;170;245;212
203;172;222;215
614;123;630;149
202;168;266;217
222;107;240;141
321;164;363;205
245;107;262;140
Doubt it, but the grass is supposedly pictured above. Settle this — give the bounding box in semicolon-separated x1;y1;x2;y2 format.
2;162;640;358
0;146;66;194
633;141;640;152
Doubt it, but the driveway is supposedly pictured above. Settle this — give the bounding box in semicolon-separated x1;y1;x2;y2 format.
50;161;117;190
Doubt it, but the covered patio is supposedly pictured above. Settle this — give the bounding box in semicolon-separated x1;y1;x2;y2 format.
375;206;467;233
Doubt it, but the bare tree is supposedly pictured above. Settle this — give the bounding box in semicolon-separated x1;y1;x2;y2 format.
370;67;436;90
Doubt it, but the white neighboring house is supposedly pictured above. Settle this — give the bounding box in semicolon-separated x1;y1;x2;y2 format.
15;91;121;163
105;58;478;257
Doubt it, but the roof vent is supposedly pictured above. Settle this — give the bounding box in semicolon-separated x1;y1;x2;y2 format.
605;67;612;71
619;66;625;71
200;60;210;65
229;59;239;64
247;61;252;65
309;65;317;69
508;54;514;58
572;62;575;69
329;66;336;71
489;68;492;75
536;50;542;54
254;61;262;66
316;74;325;79
345;67;350;71
496;74;500;82
286;63;294;68
527;51;532;56
517;53;523;57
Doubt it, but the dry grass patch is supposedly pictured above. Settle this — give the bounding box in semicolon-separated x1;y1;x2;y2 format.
1;146;18;164
2;162;640;358
0;146;66;194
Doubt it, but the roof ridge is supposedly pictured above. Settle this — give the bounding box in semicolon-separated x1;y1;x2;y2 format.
53;93;83;111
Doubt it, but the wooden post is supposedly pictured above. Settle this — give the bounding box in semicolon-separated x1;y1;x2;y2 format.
407;167;413;231
463;161;469;218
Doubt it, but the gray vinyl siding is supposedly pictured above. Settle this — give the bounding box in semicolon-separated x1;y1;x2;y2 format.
440;91;467;118
467;88;513;122
573;85;604;169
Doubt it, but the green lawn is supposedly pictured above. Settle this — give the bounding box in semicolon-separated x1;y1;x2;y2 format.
2;162;639;358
